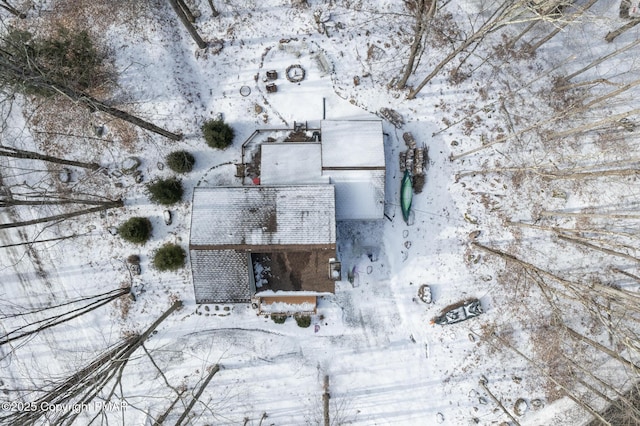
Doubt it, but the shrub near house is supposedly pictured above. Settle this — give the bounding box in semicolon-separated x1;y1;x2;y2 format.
166;150;195;173
147;177;183;205
295;315;311;328
202;119;234;149
271;314;287;324
118;217;152;244
153;243;186;271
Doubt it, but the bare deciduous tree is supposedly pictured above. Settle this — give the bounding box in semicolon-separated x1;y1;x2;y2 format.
177;0;196;22
605;18;640;43
395;0;437;90
0;0;25;18
0;200;124;230
207;0;220;17
173;365;221;426
0;145;100;170
565;37;640;81
1;300;183;426
407;1;546;98
0;286;131;347
0;33;183;140
167;0;207;49
525;0;598;53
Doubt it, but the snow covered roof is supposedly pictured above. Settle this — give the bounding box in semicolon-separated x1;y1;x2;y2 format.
318;120;386;220
320;120;385;169
190;186;336;248
255;120;386;220
190;249;251;304
260;142;328;185
257;294;318;314
330;169;385;220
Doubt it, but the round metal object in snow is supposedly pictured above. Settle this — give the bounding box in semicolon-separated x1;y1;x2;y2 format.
240;86;251;96
286;64;305;82
418;285;432;304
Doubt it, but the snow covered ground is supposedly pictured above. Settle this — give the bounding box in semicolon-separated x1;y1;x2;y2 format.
1;0;640;425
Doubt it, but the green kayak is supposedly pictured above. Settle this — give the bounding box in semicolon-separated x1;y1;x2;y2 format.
401;170;413;223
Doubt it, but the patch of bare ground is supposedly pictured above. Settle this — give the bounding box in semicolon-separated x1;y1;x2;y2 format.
44;0;154;35
105;116;141;153
491;268;543;339
12;9;118;98
492;34;536;62
587;384;640;426
28;96;140;158
476;255;573;402
476;192;506;219
117;282;132;320
530;321;574;402
545;76;589;113
593;127;634;155
428;12;461;50
499;267;534;306
447;67;471;86
13;1;145;159
489;323;520;360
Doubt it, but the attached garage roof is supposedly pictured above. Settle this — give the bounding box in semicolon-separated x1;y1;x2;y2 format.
321;120;385;169
330;169;385;220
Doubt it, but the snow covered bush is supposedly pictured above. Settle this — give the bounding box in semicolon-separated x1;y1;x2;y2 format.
146;177;183;205
202;119;234;149
152;243;186;271
271;314;287;324
118;217;152;244
295;315;311;328
166;150;195;173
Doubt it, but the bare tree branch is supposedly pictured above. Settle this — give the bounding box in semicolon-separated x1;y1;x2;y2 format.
174;365;221;426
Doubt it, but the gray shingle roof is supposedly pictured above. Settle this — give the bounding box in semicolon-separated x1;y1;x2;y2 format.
190;249;251;303
190;186;336;247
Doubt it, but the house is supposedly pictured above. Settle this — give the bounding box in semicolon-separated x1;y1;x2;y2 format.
190;185;337;307
189;119;385;311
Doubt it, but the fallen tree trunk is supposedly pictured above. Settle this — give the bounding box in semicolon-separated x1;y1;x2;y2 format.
0;200;124;230
605;19;640;43
167;0;207;49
